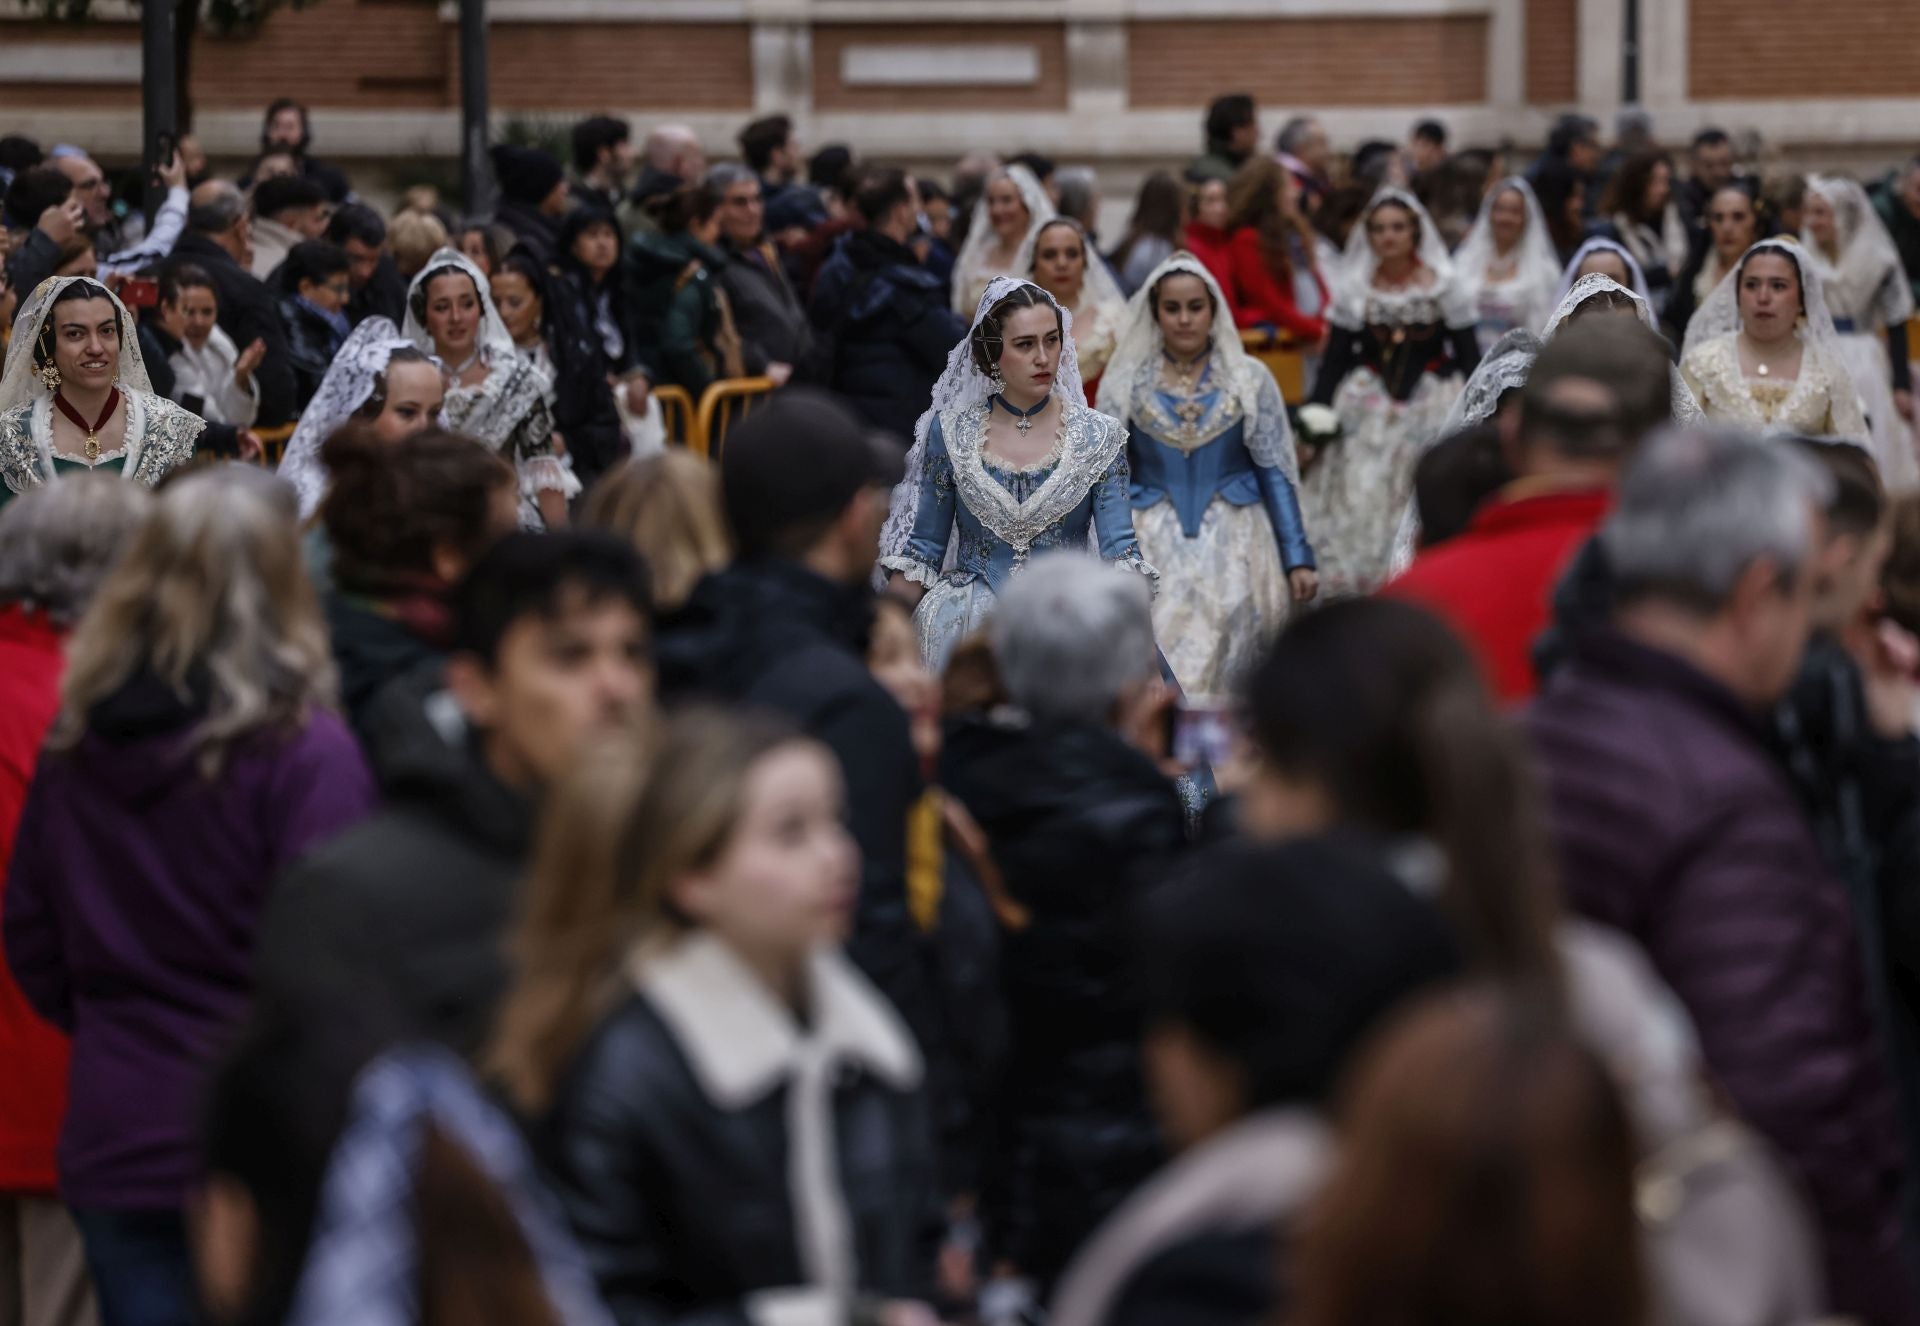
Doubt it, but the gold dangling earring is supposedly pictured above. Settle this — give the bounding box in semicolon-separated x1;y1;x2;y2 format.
37;362;61;392
990;368;1006;393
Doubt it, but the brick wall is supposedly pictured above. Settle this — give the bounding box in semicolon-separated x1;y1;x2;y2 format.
1525;0;1577;103
1127;16;1489;108
1690;0;1920;98
191;0;448;110
489;21;753;111
812;22;1069;112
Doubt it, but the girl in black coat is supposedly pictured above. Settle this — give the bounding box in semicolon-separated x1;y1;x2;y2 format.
491;250;628;497
488;710;940;1326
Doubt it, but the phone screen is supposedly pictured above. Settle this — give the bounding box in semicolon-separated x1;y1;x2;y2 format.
1172;706;1235;771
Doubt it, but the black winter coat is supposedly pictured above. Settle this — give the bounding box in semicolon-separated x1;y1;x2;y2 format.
539;271;628;495
171;233;298;428
940;712;1187;1286
532;935;939;1326
808;229;965;443
254;668;534;1057
347;252;408;329
277;294;346;416
654;561;940;1060
323;592;447;747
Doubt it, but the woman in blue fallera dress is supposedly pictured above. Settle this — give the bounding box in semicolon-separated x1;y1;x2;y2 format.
880;277;1154;670
1096;253;1316;698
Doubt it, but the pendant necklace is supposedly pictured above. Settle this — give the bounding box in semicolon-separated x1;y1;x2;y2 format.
1164;350;1208;429
991;393;1048;436
52;387;121;462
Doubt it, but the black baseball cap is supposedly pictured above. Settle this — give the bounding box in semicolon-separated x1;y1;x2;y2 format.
720;389;906;556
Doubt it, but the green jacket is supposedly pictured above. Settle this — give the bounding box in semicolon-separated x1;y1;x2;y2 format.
626;230;731;398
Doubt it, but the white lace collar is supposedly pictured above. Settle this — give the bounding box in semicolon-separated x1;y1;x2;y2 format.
943;399;1125;556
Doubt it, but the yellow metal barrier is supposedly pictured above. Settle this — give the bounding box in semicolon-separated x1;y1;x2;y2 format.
652;385;698;453
252;423;295;467
694;377;778;460
1239;329;1306;402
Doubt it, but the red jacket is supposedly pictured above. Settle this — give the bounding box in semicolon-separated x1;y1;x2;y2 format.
0;606;70;1193
1183;222;1235;302
1225;227;1328;341
1382;486;1611;705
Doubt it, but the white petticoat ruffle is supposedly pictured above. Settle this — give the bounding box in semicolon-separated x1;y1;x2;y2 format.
1135;497;1290;701
1301;369;1462;599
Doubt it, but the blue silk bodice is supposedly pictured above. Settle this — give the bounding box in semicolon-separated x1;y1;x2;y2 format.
1124;359;1315;570
885;401;1148;594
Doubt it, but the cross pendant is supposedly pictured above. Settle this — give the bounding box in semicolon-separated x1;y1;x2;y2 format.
1014;416;1033;435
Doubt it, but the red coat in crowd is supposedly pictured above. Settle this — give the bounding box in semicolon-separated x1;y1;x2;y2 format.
1224;227;1328;342
1182;222;1235;302
1383;486;1611;705
0;605;70;1195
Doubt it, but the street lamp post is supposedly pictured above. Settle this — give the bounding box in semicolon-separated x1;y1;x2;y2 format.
459;0;492;217
141;0;178;214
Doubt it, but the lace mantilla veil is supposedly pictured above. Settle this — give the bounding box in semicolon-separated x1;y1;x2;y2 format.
1439;273;1704;437
877;276;1086;578
1095;251;1296;483
953;166;1056;315
1804;175;1916;328
1454;176;1562;326
1681;237;1844;363
402;248;520;367
1552;237;1656;312
278;317;431;518
1328;186;1477;331
0;276;156;417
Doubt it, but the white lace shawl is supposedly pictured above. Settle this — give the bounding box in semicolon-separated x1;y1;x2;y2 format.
1804;175;1916;329
278;316;427;518
1438;274;1703;437
1094;251;1296;483
879;276;1091;581
1455;177;1562;337
952;165;1056;317
1328;186;1475;331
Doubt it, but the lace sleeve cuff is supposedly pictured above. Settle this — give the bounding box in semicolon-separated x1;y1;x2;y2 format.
1112;546;1161;595
519;455;582;501
879;554;941;589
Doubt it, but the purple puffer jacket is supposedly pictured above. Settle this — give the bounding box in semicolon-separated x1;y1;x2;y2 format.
3;688;375;1212
1527;629;1918;1326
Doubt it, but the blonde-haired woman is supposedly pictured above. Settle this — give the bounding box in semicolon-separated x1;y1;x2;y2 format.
2;465;376;1326
581;451;732;612
489;710;936;1326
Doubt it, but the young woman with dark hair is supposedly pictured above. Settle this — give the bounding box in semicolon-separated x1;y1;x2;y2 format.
1223;157;1329;343
1109;172;1186;296
1592;151;1689;311
492;250;629;495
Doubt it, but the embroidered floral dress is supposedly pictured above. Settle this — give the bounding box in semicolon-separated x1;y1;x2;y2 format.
1304;285;1478;597
1121;354;1311;697
0;392;202;506
1680;333;1868;437
880;399;1153;670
